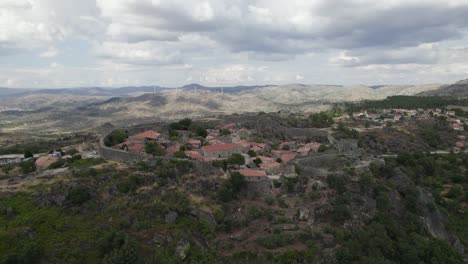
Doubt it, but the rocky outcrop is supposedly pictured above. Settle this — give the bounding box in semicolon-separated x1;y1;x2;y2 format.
190;209;217;227
176;239;191;260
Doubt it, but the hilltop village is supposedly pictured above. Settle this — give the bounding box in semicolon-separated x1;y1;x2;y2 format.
106;120;328;181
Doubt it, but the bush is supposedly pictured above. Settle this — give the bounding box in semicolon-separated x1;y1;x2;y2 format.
104;130;128;147
24;150;34;158
19;160;36;174
254;158;262;166
66;185;91;205
226;154;245;166
117;175;145;193
218;172;246;202
174;151;190;159
446;184;464;199
145;142;166;156
48;159;67;169
247;150;256;157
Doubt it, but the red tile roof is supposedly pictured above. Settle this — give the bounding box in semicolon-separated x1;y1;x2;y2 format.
202;143;242;152
123;139;145;152
134;130;160;140
280;152;297;163
166;146;179;156
185;151;202;160
237;169;267;177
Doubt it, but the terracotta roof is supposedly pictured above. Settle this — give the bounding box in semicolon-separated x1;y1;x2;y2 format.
238;139;252;148
134;130;160;140
260;162;280;169
188;139;201;145
123;139;145;152
166;146;179;156
202;143;242;152
280;153;297;163
185;151;202;160
237;169;267;177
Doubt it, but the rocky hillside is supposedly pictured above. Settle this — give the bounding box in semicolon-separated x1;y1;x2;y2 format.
419;79;468;97
0;83;443;133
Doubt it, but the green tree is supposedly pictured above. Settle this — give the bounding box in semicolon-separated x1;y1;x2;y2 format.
145;142;166;156
24;150;33;159
104;130;128;147
226;153;245;166
254;158;262;166
174;151;190;159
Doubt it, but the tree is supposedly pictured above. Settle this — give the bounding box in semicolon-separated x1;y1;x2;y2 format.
254;158;262;166
145;142;166;156
104;130;128;147
174;151;190;159
227;153;245;166
24;150;33;159
247;150;256;157
218;172;246;202
318;145;327;153
230;172;246;192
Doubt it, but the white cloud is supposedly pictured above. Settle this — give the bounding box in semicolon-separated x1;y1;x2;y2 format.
39;47;59;58
2;0;468;87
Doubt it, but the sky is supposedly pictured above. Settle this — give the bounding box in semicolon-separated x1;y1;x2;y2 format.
1;0;468;88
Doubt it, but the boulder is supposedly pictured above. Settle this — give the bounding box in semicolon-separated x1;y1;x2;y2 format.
165;211;178;224
190;209;216;227
153;234;166;247
298;208;310;221
176;239;190;260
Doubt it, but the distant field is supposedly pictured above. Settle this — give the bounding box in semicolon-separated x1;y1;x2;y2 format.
447;105;468;111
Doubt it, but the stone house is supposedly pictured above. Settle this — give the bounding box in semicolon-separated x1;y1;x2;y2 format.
202;143;243;159
237;169;268;181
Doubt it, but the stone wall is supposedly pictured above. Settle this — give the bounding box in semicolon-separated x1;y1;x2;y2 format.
98;130;147;163
296;153;340;168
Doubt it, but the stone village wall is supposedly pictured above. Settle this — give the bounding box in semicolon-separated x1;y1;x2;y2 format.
98;130;147;163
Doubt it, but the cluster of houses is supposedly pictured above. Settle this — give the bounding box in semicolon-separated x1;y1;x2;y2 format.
115;123;323;181
354;108;466;131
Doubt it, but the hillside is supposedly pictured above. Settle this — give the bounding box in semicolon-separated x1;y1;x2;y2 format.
0;83;443;133
419;79;468;97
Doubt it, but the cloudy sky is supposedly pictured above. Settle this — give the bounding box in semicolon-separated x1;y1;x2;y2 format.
1;0;468;88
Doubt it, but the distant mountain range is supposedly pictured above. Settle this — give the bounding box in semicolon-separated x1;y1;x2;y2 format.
1;79;466;133
0;84;274;98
